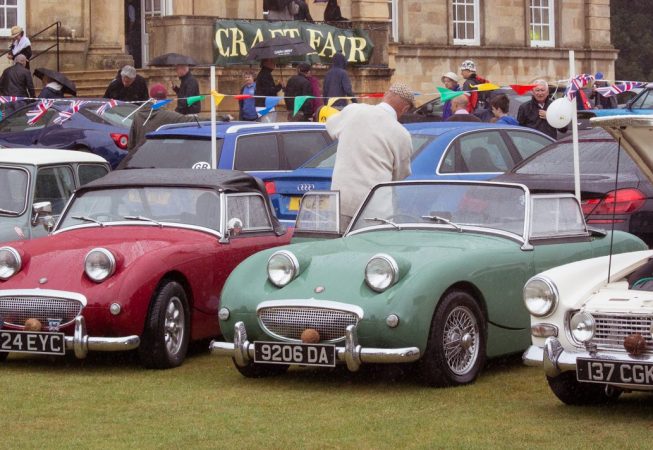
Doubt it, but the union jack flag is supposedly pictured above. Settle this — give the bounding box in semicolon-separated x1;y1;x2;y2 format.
96;99;118;116
53;100;87;125
26;100;54;125
0;96;19;104
595;81;647;98
565;74;595;101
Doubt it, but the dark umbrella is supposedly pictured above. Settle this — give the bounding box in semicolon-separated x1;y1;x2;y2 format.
33;68;77;96
246;37;315;61
148;52;198;67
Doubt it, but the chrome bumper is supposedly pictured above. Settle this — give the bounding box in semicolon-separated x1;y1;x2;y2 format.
523;337;653;378
65;316;140;359
210;321;421;372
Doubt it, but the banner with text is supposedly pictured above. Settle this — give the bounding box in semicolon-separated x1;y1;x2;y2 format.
214;20;374;66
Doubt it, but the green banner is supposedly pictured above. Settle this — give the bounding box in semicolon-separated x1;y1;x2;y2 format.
214;19;374;66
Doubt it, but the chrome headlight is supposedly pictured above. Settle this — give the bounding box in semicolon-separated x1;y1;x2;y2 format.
570;311;595;342
267;250;299;288
365;253;399;292
84;248;116;282
0;246;22;280
523;276;558;318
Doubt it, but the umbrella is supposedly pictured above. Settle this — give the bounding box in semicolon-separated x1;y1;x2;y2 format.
33;68;77;96
148;53;198;67
246;37;315;61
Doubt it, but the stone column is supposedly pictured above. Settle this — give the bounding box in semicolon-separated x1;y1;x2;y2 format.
87;0;133;69
350;0;390;21
586;0;611;48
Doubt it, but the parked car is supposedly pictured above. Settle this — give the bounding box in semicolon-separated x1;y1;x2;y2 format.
494;128;653;246
523;115;653;404
266;122;554;224
0;169;290;368
210;180;646;385
0;148;109;243
579;85;653;122
0;100;136;169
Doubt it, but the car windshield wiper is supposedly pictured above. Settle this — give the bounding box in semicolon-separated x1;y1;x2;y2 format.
0;207;19;215
71;215;104;227
364;217;401;230
422;215;463;232
123;215;163;227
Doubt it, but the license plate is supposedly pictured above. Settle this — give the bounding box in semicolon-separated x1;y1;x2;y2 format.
576;357;653;386
0;330;66;355
288;196;301;211
253;341;336;367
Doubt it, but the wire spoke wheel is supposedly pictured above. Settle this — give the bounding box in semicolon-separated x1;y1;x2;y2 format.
442;306;479;375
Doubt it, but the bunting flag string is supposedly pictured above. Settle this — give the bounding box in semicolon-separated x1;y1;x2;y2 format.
96;99;118;116
26;100;54;125
0;96;20;104
595;81;647;98
53;100;87;125
564;74;595;101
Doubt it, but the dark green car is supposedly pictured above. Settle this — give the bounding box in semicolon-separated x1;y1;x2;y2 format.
211;181;647;386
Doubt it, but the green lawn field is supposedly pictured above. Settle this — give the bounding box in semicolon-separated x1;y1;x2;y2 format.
2;348;652;449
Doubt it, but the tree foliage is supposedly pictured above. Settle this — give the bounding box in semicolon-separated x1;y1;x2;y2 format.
612;0;653;81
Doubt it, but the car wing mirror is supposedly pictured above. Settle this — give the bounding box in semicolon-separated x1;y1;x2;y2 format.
227;217;243;238
31;201;55;232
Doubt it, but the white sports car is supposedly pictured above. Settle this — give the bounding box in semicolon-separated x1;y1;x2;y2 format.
523;116;653;404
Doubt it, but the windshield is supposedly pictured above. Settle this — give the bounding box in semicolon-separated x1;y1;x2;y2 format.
0;167;28;215
80;103;137;128
303;135;434;169
349;182;526;237
127;138;223;169
59;187;221;231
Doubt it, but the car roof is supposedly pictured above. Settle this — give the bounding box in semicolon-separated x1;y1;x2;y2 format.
0;148;108;165
80;168;265;193
149;121;326;139
403;121;549;137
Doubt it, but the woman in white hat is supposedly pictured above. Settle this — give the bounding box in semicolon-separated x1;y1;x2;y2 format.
440;71;461;120
8;26;32;69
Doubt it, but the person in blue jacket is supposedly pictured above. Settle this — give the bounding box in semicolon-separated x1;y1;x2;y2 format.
238;71;257;121
323;52;356;109
490;94;519;125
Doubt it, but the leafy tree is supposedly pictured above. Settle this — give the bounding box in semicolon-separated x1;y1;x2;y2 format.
612;0;653;81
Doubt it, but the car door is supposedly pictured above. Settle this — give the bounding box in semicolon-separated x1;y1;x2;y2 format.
0;107;58;146
31;165;76;238
503;129;554;164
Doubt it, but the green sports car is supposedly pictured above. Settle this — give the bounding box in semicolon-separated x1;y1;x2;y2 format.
211;181;647;386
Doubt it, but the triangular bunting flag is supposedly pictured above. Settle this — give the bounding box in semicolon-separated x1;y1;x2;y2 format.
152;99;173;110
211;90;225;107
437;87;465;102
234;94;253;101
510;84;537;95
186;95;204;107
470;83;501;92
327;97;344;108
361;93;384;98
293;96;314;116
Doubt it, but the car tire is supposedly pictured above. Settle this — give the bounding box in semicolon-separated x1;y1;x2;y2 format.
139;281;190;369
233;360;289;378
418;290;487;387
547;372;621;405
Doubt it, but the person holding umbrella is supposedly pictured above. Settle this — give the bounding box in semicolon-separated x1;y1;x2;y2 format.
254;59;282;117
172;64;200;115
33;67;77;99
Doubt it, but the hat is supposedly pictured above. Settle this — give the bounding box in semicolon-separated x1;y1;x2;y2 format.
460;60;476;72
441;71;459;83
149;83;168;100
11;26;23;38
388;82;415;106
298;62;311;73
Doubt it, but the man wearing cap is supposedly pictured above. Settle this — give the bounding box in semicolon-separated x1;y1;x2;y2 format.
284;63;314;121
460;60;490;114
122;83;197;164
8;26;31;68
0;54;34;115
440;71;461;120
326;82;414;231
104;65;149;102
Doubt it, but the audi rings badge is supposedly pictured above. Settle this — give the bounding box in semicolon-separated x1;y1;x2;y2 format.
297;184;315;192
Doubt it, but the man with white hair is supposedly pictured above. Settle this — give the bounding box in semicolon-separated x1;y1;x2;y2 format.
103;64;149;102
0;54;35;115
517;79;566;139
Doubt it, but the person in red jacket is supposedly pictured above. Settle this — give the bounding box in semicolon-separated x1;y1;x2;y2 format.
459;60;490;114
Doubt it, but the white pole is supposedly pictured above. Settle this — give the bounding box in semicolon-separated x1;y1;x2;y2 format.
210;65;217;170
569;50;581;201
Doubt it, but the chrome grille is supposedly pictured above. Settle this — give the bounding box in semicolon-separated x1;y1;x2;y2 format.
258;306;359;342
593;314;653;353
0;296;83;329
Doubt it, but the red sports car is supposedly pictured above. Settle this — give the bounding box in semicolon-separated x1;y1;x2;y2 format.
0;169;290;368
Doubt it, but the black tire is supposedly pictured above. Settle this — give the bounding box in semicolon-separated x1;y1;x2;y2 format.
547;372;622;405
138;281;190;369
233;359;289;378
417;290;487;387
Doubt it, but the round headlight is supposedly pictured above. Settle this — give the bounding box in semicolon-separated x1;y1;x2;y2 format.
0;246;21;280
84;248;116;282
365;254;398;292
570;311;595;343
523;276;558;318
267;250;299;288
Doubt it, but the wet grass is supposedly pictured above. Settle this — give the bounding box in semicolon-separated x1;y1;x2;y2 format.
2;347;652;449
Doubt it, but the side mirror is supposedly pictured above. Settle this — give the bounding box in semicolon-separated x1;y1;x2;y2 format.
425;103;434;114
31;201;55;232
227;217;243;237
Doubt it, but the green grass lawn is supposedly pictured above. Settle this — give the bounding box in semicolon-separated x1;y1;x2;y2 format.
2;348;652;449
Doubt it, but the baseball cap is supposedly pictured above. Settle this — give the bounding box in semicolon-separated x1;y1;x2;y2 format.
149;83;168;100
388;82;415;106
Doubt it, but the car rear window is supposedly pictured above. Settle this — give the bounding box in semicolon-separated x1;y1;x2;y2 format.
127;138;223;169
79;104;137;128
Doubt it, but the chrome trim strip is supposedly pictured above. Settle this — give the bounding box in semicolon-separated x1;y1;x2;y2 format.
53;221;223;239
256;299;364;319
225;192;274;233
65;316;140;358
0;289;88;306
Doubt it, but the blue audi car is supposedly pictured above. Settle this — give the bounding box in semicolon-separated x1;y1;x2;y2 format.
265;122;555;224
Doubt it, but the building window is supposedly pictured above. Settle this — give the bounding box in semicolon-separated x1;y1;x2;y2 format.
0;0;25;37
144;0;165;17
529;0;555;47
452;0;480;46
387;0;399;42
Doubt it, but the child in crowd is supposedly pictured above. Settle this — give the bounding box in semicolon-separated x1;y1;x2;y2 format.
239;71;257;121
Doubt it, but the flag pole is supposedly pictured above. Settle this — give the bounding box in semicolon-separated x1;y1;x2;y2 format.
211;65;217;170
569;50;581;201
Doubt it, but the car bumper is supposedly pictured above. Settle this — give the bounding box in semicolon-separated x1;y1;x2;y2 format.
210;321;421;372
63;316;139;358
